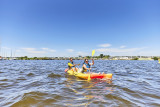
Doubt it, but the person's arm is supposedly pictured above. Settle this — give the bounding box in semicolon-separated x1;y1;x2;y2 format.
72;61;80;66
83;64;91;71
72;61;76;67
90;59;94;65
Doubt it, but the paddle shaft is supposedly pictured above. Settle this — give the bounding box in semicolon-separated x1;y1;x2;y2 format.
88;50;95;80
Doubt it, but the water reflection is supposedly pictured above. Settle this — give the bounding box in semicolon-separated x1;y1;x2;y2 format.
64;76;115;106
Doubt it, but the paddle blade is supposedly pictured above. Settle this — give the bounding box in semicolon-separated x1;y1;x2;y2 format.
92;50;95;56
88;73;91;81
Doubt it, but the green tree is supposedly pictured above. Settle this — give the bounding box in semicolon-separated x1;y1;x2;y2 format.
24;56;27;58
153;57;158;60
99;54;104;58
86;56;91;59
33;57;38;60
132;57;139;60
104;55;110;59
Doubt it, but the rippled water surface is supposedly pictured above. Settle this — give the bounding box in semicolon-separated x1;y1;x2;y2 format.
0;60;160;107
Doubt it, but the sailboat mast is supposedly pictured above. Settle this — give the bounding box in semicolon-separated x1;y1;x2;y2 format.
10;49;12;60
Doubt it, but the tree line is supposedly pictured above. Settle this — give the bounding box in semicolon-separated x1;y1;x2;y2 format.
15;55;159;60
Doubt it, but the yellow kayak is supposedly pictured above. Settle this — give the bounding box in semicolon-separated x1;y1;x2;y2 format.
65;69;112;80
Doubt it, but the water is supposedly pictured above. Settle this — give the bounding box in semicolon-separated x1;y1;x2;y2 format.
0;60;160;107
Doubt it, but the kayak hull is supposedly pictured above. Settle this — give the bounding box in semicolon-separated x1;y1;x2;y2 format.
66;69;75;75
65;69;112;80
75;73;112;79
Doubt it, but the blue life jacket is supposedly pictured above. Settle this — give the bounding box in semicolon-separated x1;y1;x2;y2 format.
83;62;91;72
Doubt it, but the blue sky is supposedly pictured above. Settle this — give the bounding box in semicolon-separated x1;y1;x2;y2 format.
0;0;160;57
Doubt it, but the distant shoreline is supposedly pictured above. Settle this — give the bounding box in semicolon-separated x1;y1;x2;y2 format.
0;58;159;61
0;55;160;61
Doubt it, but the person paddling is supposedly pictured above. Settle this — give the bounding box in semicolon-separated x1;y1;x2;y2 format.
82;59;94;73
68;58;78;72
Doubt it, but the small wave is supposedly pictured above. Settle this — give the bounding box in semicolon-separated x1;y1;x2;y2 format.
48;73;61;78
27;73;34;76
0;79;8;81
20;71;24;73
104;94;137;106
121;87;136;94
11;91;49;107
16;77;26;81
11;91;64;107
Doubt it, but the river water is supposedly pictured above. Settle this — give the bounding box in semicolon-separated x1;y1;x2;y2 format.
0;60;160;107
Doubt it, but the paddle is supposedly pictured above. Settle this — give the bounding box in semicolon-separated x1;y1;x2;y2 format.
88;50;95;81
68;63;80;67
67;63;80;73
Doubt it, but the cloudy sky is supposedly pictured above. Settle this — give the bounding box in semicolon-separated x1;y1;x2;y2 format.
0;0;160;57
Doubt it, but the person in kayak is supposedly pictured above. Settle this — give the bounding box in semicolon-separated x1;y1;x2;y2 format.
68;58;79;72
82;59;94;73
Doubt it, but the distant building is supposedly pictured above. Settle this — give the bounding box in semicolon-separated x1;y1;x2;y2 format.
138;58;154;60
79;55;82;58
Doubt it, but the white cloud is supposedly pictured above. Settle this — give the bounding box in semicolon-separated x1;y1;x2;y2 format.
16;50;21;52
138;50;160;56
15;47;57;57
41;48;56;52
96;47;145;55
49;49;56;52
22;48;35;51
2;47;11;50
66;49;74;53
120;45;126;48
98;43;111;48
76;51;88;56
41;48;49;50
21;48;45;54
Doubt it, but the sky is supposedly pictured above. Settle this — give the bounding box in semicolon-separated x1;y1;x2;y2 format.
0;0;160;57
